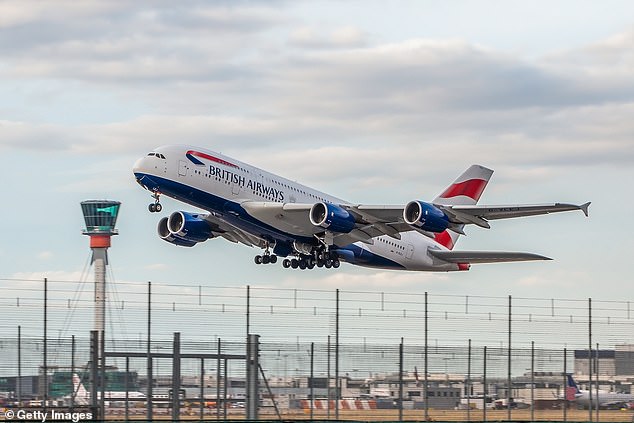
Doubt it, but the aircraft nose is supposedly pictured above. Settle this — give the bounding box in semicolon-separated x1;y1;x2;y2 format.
133;157;146;176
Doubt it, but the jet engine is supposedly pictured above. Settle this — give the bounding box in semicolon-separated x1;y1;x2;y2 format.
157;212;214;247
167;211;213;242
403;201;450;233
157;217;197;247
309;202;356;233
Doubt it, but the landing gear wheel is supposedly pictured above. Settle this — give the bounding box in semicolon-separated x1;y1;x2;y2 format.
332;260;340;268
270;255;278;264
299;260;307;270
254;255;263;265
262;255;270;264
149;191;162;213
324;259;332;269
283;259;291;268
291;259;299;269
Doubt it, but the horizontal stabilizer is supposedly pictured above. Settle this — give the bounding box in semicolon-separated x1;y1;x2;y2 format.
429;249;551;263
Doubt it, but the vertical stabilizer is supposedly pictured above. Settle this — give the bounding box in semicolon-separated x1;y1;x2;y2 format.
432;165;493;250
72;373;89;405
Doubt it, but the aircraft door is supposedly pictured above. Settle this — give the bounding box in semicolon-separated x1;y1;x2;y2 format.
406;244;414;259
231;174;242;196
178;161;188;177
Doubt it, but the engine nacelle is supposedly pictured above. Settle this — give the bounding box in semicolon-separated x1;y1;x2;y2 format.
167;211;213;243
157;217;197;247
309;202;356;233
403;201;450;233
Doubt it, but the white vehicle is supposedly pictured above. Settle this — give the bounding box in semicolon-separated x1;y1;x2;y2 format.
133;145;589;271
68;373;146;405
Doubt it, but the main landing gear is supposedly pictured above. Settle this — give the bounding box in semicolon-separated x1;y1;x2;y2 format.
281;250;340;270
254;244;277;265
148;191;162;213
254;243;340;270
254;253;278;265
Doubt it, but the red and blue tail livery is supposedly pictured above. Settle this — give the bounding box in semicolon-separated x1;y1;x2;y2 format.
133;145;590;271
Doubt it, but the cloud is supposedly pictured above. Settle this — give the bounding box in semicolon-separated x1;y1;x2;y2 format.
289;26;368;49
277;269;450;292
145;263;169;271
1;6;633;198
37;251;54;260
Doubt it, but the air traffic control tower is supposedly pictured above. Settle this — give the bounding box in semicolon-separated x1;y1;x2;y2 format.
80;200;121;338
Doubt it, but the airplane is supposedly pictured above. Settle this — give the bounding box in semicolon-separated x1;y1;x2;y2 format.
133;145;590;271
68;373;146;405
566;374;634;409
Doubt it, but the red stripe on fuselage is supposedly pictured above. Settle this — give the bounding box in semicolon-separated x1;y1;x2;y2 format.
186;150;238;168
440;178;487;201
434;231;454;250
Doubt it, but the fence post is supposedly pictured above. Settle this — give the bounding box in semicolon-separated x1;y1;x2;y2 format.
467;338;471;422
531;341;535;422
217;338;221;421
246;334;259;420
588;298;593;422
563;347;567;422
171;332;181;421
424;292;429;422
146;281;153;421
246;285;250;337
90;330;98;418
43;278;48;410
71;335;75;410
199;358;204;421
507;295;512;421
327;334;331;419
399;338;404;422
483;346;487;423
310;342;314;421
125;356;129;422
594;342;601;422
18;325;22;407
335;288;340;420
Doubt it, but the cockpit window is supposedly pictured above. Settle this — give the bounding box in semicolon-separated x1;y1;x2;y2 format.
147;152;166;159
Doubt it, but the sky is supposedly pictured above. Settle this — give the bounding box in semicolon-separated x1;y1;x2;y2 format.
1;0;634;305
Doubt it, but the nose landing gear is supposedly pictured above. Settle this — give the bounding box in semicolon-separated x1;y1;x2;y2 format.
148;191;162;213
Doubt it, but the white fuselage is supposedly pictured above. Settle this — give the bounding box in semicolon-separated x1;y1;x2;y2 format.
133;145;461;271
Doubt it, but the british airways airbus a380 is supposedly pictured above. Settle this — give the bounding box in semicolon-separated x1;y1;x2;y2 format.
133;145;590;271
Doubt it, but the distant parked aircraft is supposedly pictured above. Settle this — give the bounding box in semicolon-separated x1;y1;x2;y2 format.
567;374;634;409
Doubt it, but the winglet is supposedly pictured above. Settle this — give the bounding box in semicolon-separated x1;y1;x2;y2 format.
580;202;591;217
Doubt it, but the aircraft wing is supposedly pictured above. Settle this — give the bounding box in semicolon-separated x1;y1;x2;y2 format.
239;200;590;246
203;212;268;248
240;202;411;245
428;249;551;263
440;202;591;228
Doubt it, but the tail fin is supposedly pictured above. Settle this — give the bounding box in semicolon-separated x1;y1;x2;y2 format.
72;373;89;404
566;374;581;400
432;165;493;250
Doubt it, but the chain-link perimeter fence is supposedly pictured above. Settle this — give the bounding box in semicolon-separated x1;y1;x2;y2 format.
1;278;633;421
